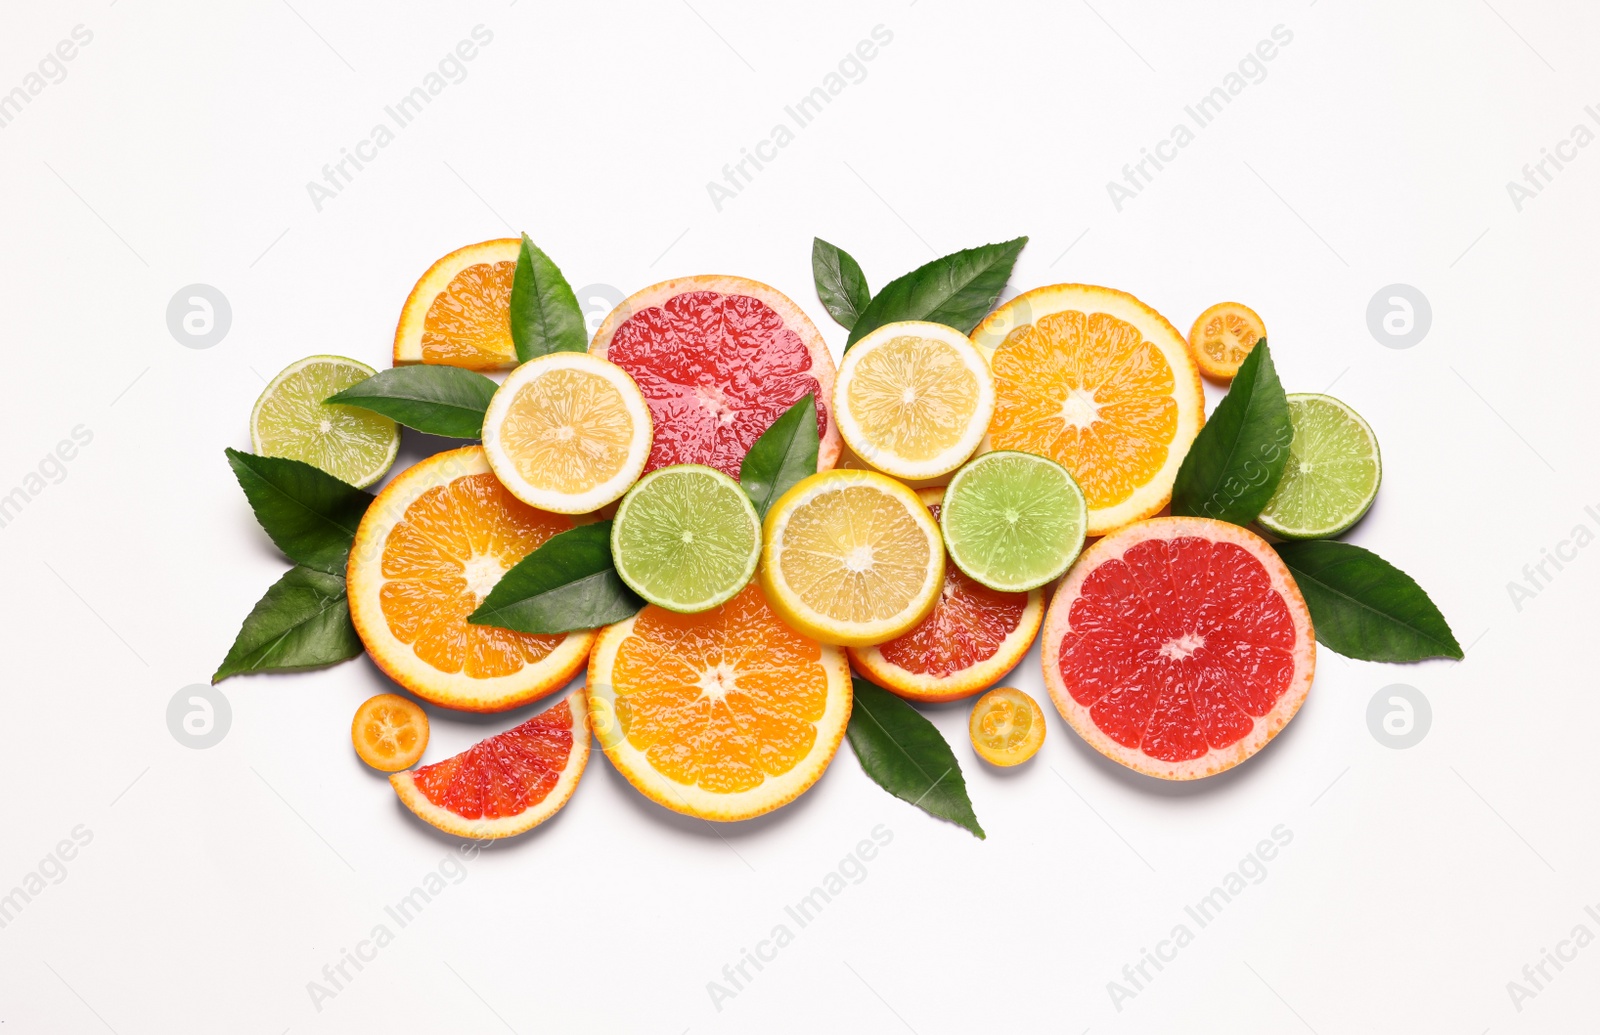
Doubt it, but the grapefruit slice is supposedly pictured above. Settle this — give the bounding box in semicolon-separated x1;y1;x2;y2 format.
590;276;841;478
848;488;1042;703
391;691;589;839
1041;517;1315;780
394;239;521;371
347;446;595;712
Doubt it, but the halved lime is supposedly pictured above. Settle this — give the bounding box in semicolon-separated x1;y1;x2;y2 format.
251;355;399;488
611;464;761;613
940;450;1087;592
1258;393;1382;540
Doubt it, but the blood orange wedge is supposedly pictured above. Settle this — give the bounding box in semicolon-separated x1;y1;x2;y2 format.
971;284;1205;537
391;691;589;839
394;238;520;371
590;276;842;478
347;446;595;712
848;488;1042;703
1041;517;1315;780
586;583;852;821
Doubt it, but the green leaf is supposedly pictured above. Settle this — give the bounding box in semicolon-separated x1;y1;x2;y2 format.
224;449;372;576
846;677;984;839
1171;340;1292;526
213;566;363;682
738;394;818;521
509;232;587;362
1275;540;1462;661
325;366;497;439
468;521;645;634
812;237;870;331
845;237;1028;348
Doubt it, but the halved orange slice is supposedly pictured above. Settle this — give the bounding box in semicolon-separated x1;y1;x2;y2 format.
394;239;520;371
391;690;589;839
1188;301;1266;383
587;583;852;821
347;446;594;712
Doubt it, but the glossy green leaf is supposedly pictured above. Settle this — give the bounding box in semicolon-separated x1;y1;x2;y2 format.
845;237;1027;348
738;394;818;521
213;566;363;682
468;521;645;634
509;232;587;362
325;365;497;439
1171;340;1292;526
224;449;372;576
846;677;984;839
1276;540;1462;661
812;237;871;331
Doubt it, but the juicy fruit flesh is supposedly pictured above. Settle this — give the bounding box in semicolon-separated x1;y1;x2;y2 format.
846;333;979;463
255;360;395;483
1057;535;1297;763
971;689;1040;757
606;291;827;477
380;472;568;677
614;467;759;608
422;260;515;366
1196;308;1262;370
413;698;575;819
1260;397;1380;533
499;368;637;493
354;696;427;769
944;453;1084;590
781;485;933;623
611;584;829;793
879;568;1027;677
990;309;1177;509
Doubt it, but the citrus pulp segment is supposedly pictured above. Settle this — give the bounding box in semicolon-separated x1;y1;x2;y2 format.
1041;517;1315;780
760;469;944;647
351;693;429;772
611;464;761;613
590;275;841;478
968;687;1046;767
390;690;589;839
1257;393;1382;540
834;321;994;480
848;488;1042;702
250;355;399;488
971;284;1205;537
940;451;1087;593
480;351;653;515
586;583;852;821
347;446;595;712
394;238;522;370
1188;301;1265;382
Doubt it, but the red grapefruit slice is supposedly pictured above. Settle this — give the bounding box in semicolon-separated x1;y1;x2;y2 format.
591;276;841;477
390;691;588;838
849;488;1042;702
1041;517;1315;780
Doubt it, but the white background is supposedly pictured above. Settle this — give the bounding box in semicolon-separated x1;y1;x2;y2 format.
2;1;1597;1031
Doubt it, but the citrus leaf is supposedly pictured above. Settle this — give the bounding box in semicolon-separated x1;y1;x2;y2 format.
325;366;497;439
1171;340;1292;526
224;449;372;576
469;521;644;634
812;237;870;331
845;237;1027;348
739;393;818;521
1275;540;1462;661
509;232;587;362
846;677;984;839
213;566;363;682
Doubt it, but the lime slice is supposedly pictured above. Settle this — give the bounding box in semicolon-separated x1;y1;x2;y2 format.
1258;393;1382;540
251;355;399;488
612;464;761;613
941;450;1087;592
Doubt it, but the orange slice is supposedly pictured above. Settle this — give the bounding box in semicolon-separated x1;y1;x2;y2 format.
971;284;1205;537
394;239;520;371
968;687;1046;766
586;583;852;821
1188;301;1265;382
347;446;595;712
391;691;589;839
848;488;1042;702
351;693;430;772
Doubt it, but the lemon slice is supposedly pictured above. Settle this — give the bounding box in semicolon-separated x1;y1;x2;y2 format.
250;355;399;488
759;469;944;646
481;352;653;514
834;321;994;480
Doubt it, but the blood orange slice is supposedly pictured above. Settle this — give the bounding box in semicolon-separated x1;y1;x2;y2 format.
391;691;589;839
591;276;841;478
1041;517;1315;780
848;488;1042;702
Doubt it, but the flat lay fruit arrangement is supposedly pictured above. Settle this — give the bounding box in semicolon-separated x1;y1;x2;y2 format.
216;232;1461;839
